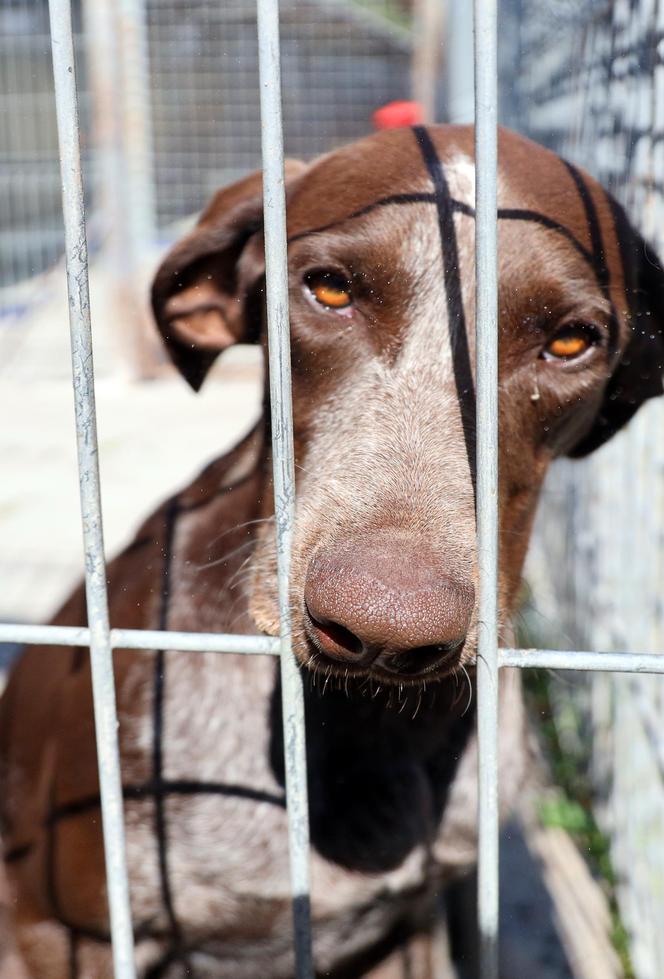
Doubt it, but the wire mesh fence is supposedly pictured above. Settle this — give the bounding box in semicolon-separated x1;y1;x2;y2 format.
0;0;412;301
0;0;92;294
147;0;412;228
502;3;664;976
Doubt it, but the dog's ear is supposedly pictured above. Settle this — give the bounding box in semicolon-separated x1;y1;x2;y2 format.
151;161;307;390
569;204;664;457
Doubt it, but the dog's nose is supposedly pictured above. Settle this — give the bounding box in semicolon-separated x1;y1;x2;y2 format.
303;534;473;678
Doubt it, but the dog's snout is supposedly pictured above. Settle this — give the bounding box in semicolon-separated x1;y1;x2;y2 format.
303;534;473;679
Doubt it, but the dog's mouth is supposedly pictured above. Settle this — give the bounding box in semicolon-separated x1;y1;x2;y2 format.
301;604;466;685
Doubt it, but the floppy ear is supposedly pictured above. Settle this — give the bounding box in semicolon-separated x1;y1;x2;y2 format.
151;161;307;390
569;203;664;457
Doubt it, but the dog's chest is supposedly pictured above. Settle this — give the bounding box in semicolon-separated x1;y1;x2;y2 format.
122;652;441;971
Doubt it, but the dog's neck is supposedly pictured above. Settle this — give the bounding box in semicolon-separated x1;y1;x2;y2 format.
181;422;478;871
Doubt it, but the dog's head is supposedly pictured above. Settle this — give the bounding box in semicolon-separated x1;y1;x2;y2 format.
152;125;664;685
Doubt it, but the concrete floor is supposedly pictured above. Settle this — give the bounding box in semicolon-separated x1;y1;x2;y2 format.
0;258;262;623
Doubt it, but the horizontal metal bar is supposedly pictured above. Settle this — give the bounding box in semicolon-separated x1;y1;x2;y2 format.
0;624;280;655
500;648;664;674
0;624;91;647
114;629;279;654
4;627;664;673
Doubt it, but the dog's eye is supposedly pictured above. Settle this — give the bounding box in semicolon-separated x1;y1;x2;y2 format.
305;271;352;310
542;324;599;361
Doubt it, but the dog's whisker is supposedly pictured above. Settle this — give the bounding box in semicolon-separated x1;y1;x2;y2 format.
449;674;464;711
196;537;257;572
460;665;473;717
226;566;258;593
411;687;424;720
294;462;317;479
205;515;275;552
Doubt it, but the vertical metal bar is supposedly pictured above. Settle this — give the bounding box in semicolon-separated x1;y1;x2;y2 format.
411;0;444;123
256;2;313;977
47;2;136;976
446;0;475;124
116;0;157;256
83;0;129;269
474;0;499;978
85;0;156;378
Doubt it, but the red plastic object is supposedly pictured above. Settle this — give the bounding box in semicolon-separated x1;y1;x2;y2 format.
372;100;425;130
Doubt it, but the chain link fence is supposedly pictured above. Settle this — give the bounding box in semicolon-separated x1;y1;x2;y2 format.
0;0;91;295
147;0;411;228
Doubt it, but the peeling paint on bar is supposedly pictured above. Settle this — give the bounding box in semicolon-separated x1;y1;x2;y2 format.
47;0;136;975
256;1;313;977
474;1;499;978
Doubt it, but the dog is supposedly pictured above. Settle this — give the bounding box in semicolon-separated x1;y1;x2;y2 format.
1;124;663;979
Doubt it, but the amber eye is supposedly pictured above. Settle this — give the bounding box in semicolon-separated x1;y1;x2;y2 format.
543;324;598;361
305;271;352;310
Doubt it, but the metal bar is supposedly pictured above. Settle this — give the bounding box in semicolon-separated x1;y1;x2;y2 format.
0;624;93;648
473;0;499;977
0;624;279;654
500;649;664;674
5;624;664;675
116;0;157;256
256;2;313;977
446;0;475;124
411;0;444;123
113;629;279;654
47;2;136;975
83;0;129;268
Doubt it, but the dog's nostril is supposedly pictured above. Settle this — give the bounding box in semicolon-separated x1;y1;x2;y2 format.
304;536;474;675
306;607;365;659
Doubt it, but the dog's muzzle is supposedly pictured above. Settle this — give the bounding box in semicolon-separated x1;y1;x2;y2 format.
303;532;473;681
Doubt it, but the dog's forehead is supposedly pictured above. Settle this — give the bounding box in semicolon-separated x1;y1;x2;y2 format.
285;125;621;275
286;125;472;235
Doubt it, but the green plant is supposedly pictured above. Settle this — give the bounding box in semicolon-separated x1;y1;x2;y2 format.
525;668;635;978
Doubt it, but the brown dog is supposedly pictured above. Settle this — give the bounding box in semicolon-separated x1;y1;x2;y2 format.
1;125;663;978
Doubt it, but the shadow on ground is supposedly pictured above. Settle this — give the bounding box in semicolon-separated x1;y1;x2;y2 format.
448;820;574;979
